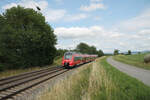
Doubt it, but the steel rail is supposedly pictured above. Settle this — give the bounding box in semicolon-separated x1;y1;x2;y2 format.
0;68;64;92
0;66;62;82
0;66;63;86
0;69;68;100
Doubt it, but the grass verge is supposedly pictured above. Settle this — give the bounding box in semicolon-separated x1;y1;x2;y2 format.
37;57;150;100
98;57;150;100
113;53;150;70
37;63;92;100
0;57;62;79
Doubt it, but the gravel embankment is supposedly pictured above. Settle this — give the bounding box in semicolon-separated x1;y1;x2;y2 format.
107;57;150;86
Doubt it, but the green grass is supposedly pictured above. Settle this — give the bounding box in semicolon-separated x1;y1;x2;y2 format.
0;57;62;79
97;57;150;100
65;66;91;100
113;53;150;70
37;57;150;100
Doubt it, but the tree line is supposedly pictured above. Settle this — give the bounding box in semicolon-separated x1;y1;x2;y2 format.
57;42;104;57
114;49;132;55
0;6;104;71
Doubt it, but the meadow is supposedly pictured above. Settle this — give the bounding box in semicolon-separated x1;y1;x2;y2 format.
113;53;150;70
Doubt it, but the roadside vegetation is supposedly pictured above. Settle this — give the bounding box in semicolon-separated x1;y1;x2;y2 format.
37;57;150;100
0;57;62;79
113;53;150;70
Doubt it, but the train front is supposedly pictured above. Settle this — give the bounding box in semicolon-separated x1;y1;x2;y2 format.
62;52;74;68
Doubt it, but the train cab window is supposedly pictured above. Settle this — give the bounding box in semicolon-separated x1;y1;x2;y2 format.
64;53;72;60
74;56;81;61
74;57;79;61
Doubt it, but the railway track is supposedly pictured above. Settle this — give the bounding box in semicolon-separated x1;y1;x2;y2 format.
0;66;69;100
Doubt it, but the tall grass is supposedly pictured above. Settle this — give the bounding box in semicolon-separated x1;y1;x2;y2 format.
113;53;150;70
83;59;117;100
37;63;92;100
37;57;150;100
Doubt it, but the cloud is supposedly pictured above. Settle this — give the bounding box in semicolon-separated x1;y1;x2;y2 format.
90;0;102;2
1;0;66;22
2;3;17;9
44;9;66;22
80;3;105;12
2;0;150;52
99;8;150;52
1;0;65;22
65;13;88;21
138;29;150;35
118;8;150;32
2;0;48;10
80;0;105;12
2;0;87;22
55;26;105;39
54;26;125;39
55;24;150;53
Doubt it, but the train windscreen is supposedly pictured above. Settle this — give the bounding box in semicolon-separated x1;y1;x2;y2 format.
64;53;72;60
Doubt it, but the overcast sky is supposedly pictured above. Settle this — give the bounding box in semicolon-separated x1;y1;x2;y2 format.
0;0;150;53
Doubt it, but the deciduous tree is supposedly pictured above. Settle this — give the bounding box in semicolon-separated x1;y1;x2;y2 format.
0;6;57;70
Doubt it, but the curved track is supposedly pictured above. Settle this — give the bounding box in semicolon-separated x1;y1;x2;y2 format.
0;66;68;100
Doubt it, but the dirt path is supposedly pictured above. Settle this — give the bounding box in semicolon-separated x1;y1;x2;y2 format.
107;57;150;86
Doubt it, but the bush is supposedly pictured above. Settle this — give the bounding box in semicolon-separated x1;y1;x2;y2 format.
128;50;131;55
144;54;150;63
0;64;4;71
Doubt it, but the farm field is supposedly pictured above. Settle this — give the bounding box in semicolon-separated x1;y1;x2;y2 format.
37;57;150;100
0;57;62;79
113;53;150;70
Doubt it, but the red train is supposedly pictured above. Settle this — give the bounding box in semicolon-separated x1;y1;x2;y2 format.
62;52;97;68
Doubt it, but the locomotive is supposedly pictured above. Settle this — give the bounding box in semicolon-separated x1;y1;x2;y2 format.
62;52;97;68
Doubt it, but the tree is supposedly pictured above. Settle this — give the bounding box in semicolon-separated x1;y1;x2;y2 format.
75;42;104;57
56;49;68;57
89;46;97;54
0;6;57;70
114;49;119;55
97;50;104;57
128;50;131;55
76;43;90;54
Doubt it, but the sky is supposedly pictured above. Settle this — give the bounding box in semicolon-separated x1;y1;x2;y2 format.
0;0;150;53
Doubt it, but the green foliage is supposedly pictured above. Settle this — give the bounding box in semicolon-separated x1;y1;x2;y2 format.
67;66;91;100
144;54;150;63
97;50;104;57
0;6;57;70
76;42;104;57
56;49;68;57
114;49;119;55
76;42;90;54
128;50;131;55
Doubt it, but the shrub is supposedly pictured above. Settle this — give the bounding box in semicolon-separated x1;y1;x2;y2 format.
144;54;150;63
0;64;4;71
128;50;131;55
